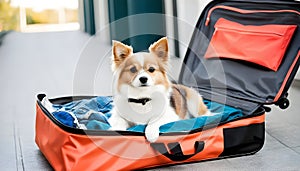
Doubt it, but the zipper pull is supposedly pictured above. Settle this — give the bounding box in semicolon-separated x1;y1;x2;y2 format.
213;28;217;35
205;5;223;26
205;17;210;26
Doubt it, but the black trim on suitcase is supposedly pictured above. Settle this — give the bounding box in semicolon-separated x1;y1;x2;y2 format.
220;123;265;157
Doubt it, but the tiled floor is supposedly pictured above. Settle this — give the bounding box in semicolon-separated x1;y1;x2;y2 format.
0;31;299;170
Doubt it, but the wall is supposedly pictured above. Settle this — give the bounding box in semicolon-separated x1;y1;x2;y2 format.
94;0;110;43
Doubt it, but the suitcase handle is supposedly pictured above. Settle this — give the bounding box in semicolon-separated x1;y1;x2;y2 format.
150;141;205;161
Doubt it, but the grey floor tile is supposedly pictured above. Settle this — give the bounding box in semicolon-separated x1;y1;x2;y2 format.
0;135;18;171
293;146;300;155
151;159;233;171
262;132;286;151
24;149;54;171
226;147;300;170
266;121;300;148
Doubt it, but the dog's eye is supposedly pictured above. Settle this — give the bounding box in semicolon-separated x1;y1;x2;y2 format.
148;67;155;73
130;66;137;73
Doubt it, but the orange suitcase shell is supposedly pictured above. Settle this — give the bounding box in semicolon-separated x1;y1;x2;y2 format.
36;94;265;170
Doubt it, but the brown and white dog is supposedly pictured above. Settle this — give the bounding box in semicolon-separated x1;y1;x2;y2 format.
108;37;209;142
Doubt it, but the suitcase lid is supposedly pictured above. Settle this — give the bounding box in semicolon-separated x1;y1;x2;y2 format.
178;0;300;114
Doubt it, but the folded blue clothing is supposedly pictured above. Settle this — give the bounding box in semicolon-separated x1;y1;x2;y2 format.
86;120;111;130
51;96;243;133
53;111;77;128
53;96;113;129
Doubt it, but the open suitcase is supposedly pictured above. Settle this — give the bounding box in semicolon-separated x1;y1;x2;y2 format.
35;0;300;170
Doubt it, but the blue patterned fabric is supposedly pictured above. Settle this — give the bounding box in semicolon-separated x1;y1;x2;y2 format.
52;96;113;129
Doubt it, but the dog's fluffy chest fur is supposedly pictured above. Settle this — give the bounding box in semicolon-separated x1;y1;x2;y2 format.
112;85;180;125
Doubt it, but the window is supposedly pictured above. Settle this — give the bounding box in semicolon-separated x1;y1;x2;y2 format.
8;0;79;32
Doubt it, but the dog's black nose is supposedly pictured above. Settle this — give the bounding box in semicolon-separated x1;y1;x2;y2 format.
139;77;148;84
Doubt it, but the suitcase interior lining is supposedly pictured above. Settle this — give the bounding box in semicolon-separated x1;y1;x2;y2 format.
179;2;300;112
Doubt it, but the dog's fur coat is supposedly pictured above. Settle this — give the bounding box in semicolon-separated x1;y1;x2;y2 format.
108;37;208;142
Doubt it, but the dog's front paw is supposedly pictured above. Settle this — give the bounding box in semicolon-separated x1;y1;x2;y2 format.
145;125;159;143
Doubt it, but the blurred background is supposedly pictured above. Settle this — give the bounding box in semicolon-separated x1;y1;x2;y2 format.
1;0;79;32
0;0;212;58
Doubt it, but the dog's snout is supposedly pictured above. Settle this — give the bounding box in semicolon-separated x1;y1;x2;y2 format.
139;77;148;84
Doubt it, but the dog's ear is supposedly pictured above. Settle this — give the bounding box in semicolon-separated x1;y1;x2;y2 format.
149;37;169;62
112;40;133;69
